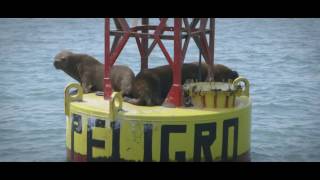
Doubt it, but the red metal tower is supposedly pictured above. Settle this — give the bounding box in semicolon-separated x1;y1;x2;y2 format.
104;18;215;107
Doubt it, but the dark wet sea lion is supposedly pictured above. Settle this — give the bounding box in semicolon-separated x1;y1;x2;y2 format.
213;64;239;82
124;63;208;106
196;62;239;82
125;62;239;106
53;50;135;95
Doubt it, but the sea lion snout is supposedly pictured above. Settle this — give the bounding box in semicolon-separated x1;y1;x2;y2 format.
53;57;68;70
53;50;73;69
53;60;62;69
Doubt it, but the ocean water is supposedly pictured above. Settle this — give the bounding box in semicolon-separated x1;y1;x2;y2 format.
0;18;319;162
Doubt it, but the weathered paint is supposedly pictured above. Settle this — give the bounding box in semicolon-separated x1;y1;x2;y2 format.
65;83;251;162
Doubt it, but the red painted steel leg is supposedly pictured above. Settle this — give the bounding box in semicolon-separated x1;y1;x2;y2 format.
103;18;214;106
141;18;149;70
208;18;215;81
209;18;215;66
110;19;130;66
104;18;112;99
164;18;182;107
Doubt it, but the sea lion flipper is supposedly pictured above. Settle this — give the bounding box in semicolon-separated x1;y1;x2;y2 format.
123;97;143;105
77;64;94;93
82;82;93;93
80;73;93;93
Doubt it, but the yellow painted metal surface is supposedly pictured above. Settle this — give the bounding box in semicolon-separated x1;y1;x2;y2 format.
183;77;249;108
65;77;252;162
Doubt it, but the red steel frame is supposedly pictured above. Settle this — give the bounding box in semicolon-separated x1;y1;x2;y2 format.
104;18;215;107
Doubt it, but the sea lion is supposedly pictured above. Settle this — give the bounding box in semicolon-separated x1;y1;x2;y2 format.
196;62;239;82
53;50;135;95
110;65;135;96
124;63;207;106
124;62;239;106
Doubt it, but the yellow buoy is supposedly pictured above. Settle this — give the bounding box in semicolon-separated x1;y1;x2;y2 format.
64;77;252;162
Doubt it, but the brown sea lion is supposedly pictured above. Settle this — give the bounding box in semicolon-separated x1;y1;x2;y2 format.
124;62;239;106
124;63;207;106
195;62;239;82
53;50;135;95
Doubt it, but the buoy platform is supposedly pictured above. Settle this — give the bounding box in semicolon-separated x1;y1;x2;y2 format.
65;77;251;162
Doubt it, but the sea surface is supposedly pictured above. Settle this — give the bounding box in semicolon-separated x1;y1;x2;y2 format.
0;18;319;161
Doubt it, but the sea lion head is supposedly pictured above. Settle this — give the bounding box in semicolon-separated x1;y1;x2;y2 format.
53;50;74;70
230;70;239;81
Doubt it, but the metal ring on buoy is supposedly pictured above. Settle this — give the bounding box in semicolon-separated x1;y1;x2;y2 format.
233;77;250;97
64;83;83;115
109;92;123;121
